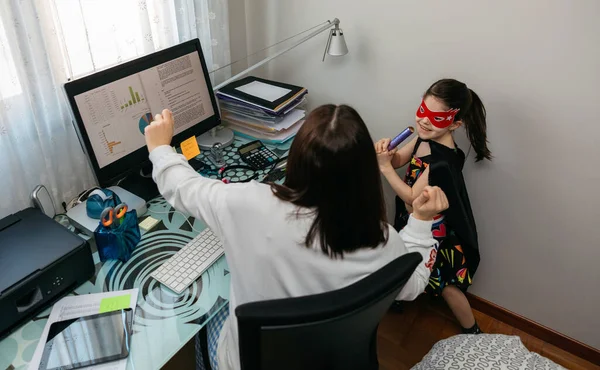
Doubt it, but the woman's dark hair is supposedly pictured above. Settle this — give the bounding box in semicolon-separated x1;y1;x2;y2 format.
425;79;492;161
271;105;388;258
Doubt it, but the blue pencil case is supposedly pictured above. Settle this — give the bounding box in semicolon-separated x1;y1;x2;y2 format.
94;210;140;263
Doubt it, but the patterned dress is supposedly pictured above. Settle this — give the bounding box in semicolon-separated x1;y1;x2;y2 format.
394;142;473;295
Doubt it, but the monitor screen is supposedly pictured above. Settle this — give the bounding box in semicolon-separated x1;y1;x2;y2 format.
65;39;220;186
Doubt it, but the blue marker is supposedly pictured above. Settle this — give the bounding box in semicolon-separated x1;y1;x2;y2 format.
388;126;415;151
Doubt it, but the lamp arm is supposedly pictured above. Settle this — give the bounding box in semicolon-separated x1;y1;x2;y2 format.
213;19;340;91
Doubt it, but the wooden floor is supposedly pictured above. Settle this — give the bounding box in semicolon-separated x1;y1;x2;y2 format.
164;295;599;369
377;296;600;370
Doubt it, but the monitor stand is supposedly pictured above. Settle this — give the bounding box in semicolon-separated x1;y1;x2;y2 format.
117;163;159;202
197;127;234;150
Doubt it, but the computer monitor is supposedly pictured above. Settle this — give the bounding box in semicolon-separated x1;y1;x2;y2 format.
64;39;221;196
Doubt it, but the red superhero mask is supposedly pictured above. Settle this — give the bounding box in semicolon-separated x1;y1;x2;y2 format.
416;99;460;129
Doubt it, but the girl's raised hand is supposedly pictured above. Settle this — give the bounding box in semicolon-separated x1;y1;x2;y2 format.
376;148;396;172
375;138;391;154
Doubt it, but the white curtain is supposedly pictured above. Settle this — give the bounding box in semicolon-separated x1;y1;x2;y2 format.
0;0;231;218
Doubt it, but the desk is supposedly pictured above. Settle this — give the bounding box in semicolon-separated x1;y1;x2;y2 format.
0;138;289;370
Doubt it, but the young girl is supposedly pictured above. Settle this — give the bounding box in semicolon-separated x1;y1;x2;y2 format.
375;79;491;334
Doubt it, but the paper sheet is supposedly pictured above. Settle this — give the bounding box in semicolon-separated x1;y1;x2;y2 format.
28;289;139;370
235;81;291;102
227;119;304;143
271;109;305;130
223;109;305;132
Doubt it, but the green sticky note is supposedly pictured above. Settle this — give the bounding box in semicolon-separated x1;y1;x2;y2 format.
99;294;131;313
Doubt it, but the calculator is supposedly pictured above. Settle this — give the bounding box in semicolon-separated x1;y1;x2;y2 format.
238;140;279;170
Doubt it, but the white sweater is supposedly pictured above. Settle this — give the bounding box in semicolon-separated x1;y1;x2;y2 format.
149;146;438;370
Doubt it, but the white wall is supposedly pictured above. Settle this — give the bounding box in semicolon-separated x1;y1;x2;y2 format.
243;0;600;349
228;0;248;75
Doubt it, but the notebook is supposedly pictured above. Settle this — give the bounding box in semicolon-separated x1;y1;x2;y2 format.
219;95;307;121
216;76;307;114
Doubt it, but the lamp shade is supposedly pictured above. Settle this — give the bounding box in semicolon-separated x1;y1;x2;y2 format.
328;29;348;57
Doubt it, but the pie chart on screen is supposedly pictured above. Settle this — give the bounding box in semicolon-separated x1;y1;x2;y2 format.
139;113;153;135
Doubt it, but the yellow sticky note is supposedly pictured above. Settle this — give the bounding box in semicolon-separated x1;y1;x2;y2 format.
99;294;131;313
181;136;201;160
139;216;160;231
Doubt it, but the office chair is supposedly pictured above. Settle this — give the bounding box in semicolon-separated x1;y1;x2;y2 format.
235;252;423;370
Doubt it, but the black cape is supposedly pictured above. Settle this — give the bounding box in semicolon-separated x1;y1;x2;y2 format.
427;139;480;273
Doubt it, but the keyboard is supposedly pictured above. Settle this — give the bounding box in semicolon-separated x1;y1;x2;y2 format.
151;228;224;294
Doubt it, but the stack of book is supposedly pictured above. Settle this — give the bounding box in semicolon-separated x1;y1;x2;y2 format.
216;76;308;145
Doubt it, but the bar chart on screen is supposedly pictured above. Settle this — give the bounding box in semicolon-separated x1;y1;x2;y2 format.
98;124;124;157
121;85;146;112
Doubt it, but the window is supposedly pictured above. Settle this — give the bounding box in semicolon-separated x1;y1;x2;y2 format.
52;0;178;79
0;18;22;98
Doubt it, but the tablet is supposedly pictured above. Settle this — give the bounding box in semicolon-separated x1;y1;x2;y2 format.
38;308;133;370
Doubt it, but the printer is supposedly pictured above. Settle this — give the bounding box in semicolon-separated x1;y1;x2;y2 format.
0;208;95;339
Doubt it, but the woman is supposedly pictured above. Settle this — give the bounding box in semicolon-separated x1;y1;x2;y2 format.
146;105;448;370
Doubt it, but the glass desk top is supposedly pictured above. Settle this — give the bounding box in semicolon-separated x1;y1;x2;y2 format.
0;138;290;370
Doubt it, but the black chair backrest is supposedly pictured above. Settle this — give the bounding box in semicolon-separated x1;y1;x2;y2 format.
235;252;423;370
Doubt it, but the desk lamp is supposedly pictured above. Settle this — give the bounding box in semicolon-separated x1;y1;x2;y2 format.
197;18;348;149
